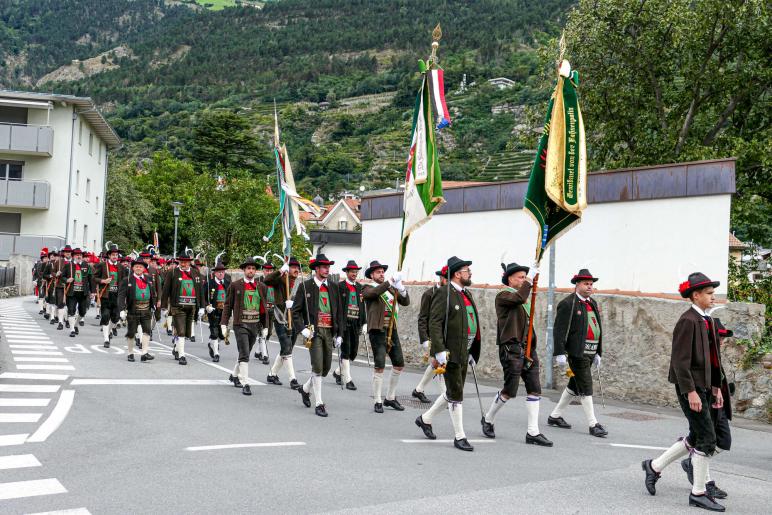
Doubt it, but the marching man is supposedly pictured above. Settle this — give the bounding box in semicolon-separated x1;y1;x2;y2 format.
53;245;73;330
220;257;268;396
415;256;481;452
93;245;125;348
412;265;448;403
334;260;367;391
34;249;49;315
548;269;608;438
254;262;274;365
642;273;727;512
265;257;302;389
118;259;156;362
362;260;410;413
205;261;230;363
62;248;91;338
161;253;205;365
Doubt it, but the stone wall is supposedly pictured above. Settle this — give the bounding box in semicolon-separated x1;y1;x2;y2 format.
393;285;768;422
9;253;36;295
0;285;19;298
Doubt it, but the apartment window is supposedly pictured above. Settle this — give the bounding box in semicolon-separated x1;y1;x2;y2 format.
338;220;348;231
83;224;88;248
86;178;91;201
72;220;77;241
75;170;80;195
88;132;93;156
78;121;83;145
0;161;23;181
0;213;21;234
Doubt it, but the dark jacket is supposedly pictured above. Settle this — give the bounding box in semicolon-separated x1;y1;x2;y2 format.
52;258;68;289
206;277;231;308
338;280;367;327
668;307;723;394
429;284;481;365
220;278;267;327
363;280;409;331
117;273;156;313
553;294;603;358
291;277;343;338
417;285;439;343
61;261;92;297
264;270;299;311
161;267;205;309
495;282;533;346
92;260;126;298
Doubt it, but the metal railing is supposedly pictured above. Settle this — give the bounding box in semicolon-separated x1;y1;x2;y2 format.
0;179;50;209
0;266;15;287
0;122;54;156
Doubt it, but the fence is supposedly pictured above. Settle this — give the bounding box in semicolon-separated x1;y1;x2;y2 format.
0;266;16;287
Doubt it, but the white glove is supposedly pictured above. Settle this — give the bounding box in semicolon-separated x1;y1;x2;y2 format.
361;323;367;334
119;310;127;321
261;328;269;338
205;305;214;313
556;354;568;366
197;308;205;318
593;354;602;368
392;271;403;283
527;263;539;280
468;354;475;366
435;351;447;365
220;324;228;335
284;299;294;309
161;309;167;317
280;263;290;274
301;327;313;339
422;340;430;351
334;336;342;349
56;271;62;277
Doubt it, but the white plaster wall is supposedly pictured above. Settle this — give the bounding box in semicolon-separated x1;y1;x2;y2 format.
311;242;362;273
361;194;732;294
323;206;357;231
69;114;106;252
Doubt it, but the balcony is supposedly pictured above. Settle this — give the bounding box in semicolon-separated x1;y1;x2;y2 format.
0;233;64;261
0;180;49;209
0;123;54;157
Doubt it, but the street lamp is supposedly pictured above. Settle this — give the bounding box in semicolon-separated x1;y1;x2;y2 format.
171;201;183;258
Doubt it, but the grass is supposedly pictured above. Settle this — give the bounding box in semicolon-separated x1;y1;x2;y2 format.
193;0;238;10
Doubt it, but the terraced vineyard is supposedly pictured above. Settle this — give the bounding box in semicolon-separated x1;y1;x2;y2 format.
476;150;535;182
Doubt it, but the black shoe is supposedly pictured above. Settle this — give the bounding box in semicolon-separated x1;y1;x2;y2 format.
190;336;195;342
213;355;219;363
65;321;70;328
589;423;608;437
290;379;300;390
266;374;282;386
526;433;553;446
74;326;79;335
345;381;357;391
642;459;660;495
547;415;571;429
103;341;110;348
95;314;100;320
454;438;474;452
333;371;342;385
412;389;430;403
49;318;55;324
178;356;187;365
481;417;495;438
374;402;384;413
172;347;179;360
242;384;252;396
261;356;269;365
69;331;76;338
682;458;694;485
57;323;63;330
112;327;118;336
689;493;725;512
315;404;328;417
79;320;84;327
208;342;215;358
384;398;405;411
44;313;50;319
166;329;172;336
706;481;727;500
38;309;44;315
255;352;263;360
415;416;436;440
298;385;311;407
127;354;135;362
229;375;243;388
141;354;155;362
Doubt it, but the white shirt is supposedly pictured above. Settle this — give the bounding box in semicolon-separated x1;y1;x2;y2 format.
314;276;327;288
576;293;590;302
345;279;357;286
244;278;255;285
133;274;144;281
691;304;709;317
451;280;464;293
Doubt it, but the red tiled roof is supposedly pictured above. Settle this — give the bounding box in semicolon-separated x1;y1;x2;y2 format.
728;233;747;249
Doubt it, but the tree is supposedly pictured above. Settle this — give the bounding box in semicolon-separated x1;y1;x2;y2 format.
565;0;771;246
190;109;262;173
103;161;154;251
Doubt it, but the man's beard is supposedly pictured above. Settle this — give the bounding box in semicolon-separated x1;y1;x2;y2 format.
461;277;472;287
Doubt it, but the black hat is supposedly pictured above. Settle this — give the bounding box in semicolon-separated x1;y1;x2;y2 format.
61;245;73;253
106;244;121;255
435;265;448;277
262;262;275;270
176;254;192;261
342;260;362;271
287;256;301;267
131;260;148;269
447;256;472;276
240;257;262;270
501;262;529;285
309;254;334;269
72;248;83;255
678;272;719;298
571;269;599;284
364;260;388;279
212;262;227;272
713;318;733;338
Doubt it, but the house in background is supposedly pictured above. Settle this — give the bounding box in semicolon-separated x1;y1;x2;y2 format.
304;194;362;269
0;90;120;260
728;232;748;264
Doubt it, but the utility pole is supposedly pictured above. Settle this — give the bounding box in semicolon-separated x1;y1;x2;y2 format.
171;201;183;258
545;243;557;389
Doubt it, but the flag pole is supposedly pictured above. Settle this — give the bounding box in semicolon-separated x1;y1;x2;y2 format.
274;101;293;331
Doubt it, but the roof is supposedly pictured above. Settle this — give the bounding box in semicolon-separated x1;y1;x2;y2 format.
0;89;121;148
301;197;361;225
729;233;747;250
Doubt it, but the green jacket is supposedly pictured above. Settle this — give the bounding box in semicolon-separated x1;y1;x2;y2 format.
429;284;481;365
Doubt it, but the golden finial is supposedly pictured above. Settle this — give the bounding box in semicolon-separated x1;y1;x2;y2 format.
430;24;442;63
557;30;567;67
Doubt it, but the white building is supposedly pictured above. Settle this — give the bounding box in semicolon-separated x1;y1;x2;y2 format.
360;159;736;295
0;90;120;260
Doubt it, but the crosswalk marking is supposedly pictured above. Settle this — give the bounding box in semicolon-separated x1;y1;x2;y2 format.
0;433;29;446
3;330;46;335
0;384;61;393
16;365;75;371
0;398;51;407
0;478;67;500
0;413;43;423
14;357;70;363
0;372;70;381
27;390;75;443
4;334;53;339
11;350;64;356
7;340;56;345
9;344;59;350
27;508;92;515
0;454;42;470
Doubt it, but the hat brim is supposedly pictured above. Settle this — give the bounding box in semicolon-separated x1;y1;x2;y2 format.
448;260;472;276
571;275;599;285
679;280;720;298
342;266;362;271
501;266;529;285
309;260;334;269
365;264;388;278
240;262;261;270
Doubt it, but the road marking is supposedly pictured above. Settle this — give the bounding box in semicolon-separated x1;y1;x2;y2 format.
399;439;496;444
7;340;56;346
27;390;75;443
609;443;669;451
11;350;64;356
27;509;92;515
150;339;265;383
71;378;261;386
0;454;42;470
0;433;29;446
0;398;51;407
185;442;306;451
0;384;61;393
9;344;59;350
0;413;43;423
14;357;70;363
5;335;54;340
0;478;67;500
16;364;75;371
0;372;70;381
3;330;46;335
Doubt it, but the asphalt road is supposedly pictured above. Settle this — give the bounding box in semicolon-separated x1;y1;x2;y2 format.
0;296;770;514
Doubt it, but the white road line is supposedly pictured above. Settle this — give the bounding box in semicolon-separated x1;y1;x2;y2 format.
27;509;92;515
0;454;42;470
0;433;29;446
399;439;497;444
7;341;56;346
0;413;43;423
14;357;70;363
608;443;669;451
27;390;75;443
150;339;265;383
0;384;61;393
11;350;64;356
5;335;54;340
9;344;59;350
0;398;51;407
71;378;261;386
0;372;70;381
17;364;75;371
3;330;46;335
0;478;67;500
185;442;306;451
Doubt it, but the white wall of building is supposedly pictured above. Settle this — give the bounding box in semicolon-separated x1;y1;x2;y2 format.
69;113;107;252
362;194;732;294
312;242;362;273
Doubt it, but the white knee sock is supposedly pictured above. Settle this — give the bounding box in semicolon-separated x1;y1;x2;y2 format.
526;396;541;436
232;361;239;376
386;369;401;400
449;402;466;439
285;356;296;381
68;316;76;329
415;364;435;393
312;375;323;406
177;338;186;357
550;387;575;417
58;308;67;322
373;371;384;403
422;395;448;424
342;360;352;384
259;337;267;356
190;324;195;337
303;376;313;393
102;325;110;342
484;391;507;424
691;453;710;495
237;362;248;384
651;439;690;472
141;334;150;355
212;338;219;356
270;354;284;376
126;338;134;355
48;304;55;317
580;395;598;426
